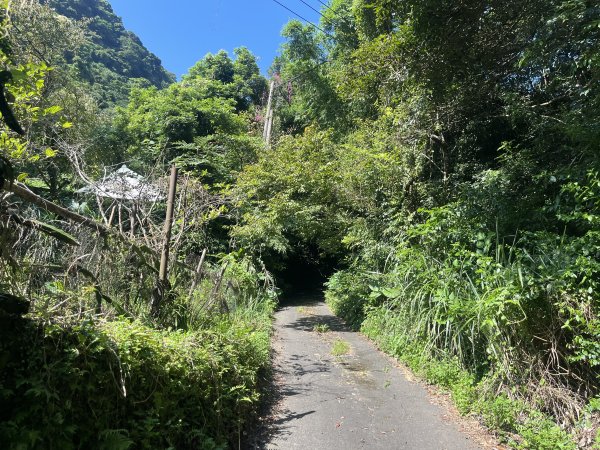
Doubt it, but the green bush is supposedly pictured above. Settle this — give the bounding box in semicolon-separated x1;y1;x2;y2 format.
325;269;373;330
327;190;600;447
0;299;274;449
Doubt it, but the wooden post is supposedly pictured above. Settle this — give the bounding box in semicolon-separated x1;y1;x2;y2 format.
129;203;136;238
159;166;178;284
151;165;178;317
118;203;123;234
96;195;108;225
107;205;116;228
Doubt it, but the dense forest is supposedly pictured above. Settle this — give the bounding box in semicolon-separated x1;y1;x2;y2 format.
1;0;599;448
45;0;174;105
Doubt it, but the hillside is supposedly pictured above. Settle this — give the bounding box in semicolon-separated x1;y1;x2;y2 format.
45;0;175;106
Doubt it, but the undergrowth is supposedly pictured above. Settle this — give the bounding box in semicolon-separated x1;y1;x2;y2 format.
0;297;275;449
326;174;600;448
331;338;350;356
361;308;577;449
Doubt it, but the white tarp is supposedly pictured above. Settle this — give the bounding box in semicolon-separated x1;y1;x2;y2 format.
76;165;163;202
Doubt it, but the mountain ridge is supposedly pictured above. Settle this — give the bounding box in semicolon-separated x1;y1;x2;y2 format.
44;0;175;106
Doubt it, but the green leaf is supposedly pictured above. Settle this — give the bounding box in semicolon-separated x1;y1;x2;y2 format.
24;178;49;189
44;148;56;158
43;105;62;115
381;287;403;298
62;121;73;129
27;220;80;246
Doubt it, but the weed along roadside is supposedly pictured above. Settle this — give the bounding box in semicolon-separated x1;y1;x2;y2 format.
0;267;277;448
331;338;351;356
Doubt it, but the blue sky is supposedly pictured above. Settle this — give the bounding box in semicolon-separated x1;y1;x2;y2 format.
109;0;323;78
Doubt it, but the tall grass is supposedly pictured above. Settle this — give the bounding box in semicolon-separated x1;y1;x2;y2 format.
326;205;600;447
1;219;278;448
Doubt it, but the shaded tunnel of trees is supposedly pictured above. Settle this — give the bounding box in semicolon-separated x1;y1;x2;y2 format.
269;244;340;296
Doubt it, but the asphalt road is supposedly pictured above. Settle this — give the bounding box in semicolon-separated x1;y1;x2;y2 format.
258;294;483;450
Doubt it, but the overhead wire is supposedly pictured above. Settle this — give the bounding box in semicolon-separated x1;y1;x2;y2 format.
267;0;338;83
269;0;332;37
297;0;323;17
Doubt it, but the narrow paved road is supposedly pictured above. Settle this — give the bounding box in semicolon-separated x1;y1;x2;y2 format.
259;294;483;450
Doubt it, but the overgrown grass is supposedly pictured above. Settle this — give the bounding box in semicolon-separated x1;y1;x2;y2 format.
2;215;278;449
0;297;275;449
361;307;577;449
313;323;330;333
326;200;600;448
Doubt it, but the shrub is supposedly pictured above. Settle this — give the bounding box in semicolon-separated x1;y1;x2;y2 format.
0;300;274;449
325;269;373;330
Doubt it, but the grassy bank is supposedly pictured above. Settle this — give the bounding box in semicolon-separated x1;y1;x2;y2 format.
328;285;600;448
0;297;275;449
361;308;581;449
325;207;600;449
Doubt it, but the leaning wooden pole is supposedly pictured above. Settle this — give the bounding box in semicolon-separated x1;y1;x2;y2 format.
152;165;178;317
159;165;178;284
3;180;109;234
2;178;194;274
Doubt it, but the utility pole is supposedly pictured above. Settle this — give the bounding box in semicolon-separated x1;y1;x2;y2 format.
263;80;275;145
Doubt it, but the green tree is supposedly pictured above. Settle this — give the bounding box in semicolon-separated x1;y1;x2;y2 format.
272;20;348;134
233;46;268;109
186;50;235;84
233;128;348;262
115;50;266;183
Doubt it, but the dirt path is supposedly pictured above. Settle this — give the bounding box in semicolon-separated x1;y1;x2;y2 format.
255;294;490;449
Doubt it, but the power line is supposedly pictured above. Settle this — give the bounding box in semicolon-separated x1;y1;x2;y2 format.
266;0;337;88
315;0;333;11
286;58;330;83
269;0;332;37
297;0;323;17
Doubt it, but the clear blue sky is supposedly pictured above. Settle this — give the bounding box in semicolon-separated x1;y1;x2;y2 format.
109;0;323;78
